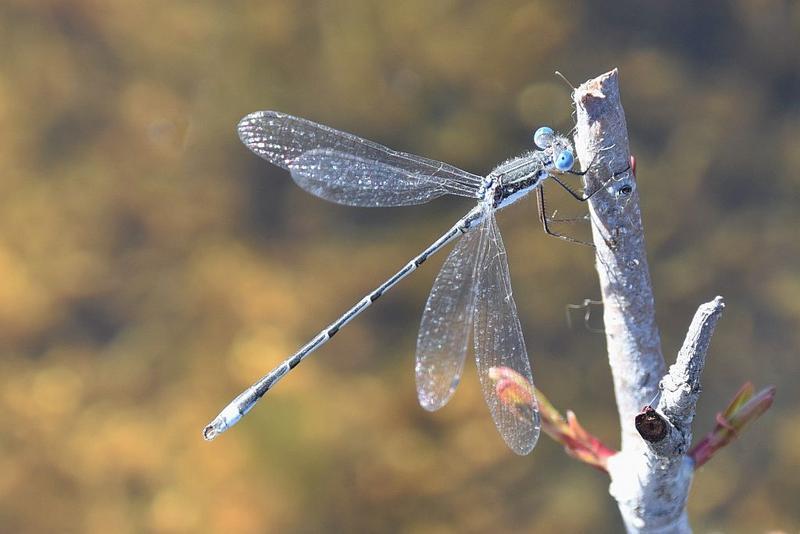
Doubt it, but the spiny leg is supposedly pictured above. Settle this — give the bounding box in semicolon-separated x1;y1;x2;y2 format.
548;212;590;224
565;298;605;334
554;160;633;202
536;186;594;247
538;158;634;246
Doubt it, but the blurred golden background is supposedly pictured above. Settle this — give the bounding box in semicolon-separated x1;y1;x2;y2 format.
1;1;798;532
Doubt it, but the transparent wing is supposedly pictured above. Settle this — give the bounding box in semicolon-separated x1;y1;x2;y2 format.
238;111;483;206
415;222;483;411
473;212;540;455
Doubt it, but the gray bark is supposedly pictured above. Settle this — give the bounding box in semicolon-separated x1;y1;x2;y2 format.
571;69;725;533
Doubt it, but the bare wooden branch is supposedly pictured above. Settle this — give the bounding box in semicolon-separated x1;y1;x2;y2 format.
571;69;727;533
573;69;665;450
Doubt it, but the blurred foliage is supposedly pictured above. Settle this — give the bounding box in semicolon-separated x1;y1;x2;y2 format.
1;0;798;532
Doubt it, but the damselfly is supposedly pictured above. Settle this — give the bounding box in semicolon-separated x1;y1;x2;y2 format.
204;111;603;454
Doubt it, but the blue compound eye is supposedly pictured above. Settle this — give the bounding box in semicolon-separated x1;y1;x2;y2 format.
555;150;574;171
533;126;554;149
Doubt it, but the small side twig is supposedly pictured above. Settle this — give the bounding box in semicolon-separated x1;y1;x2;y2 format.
656;296;726;456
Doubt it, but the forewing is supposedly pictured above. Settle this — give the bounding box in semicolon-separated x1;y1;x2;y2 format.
472;213;540;455
238;111;483;206
415;223;483;411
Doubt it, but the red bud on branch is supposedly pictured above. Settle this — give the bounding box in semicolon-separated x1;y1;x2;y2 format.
489;366;616;471
688;382;776;469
